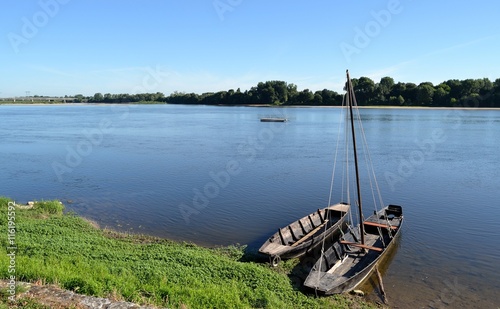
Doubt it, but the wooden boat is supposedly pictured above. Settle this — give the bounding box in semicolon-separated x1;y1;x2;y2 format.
304;205;403;294
303;70;404;294
259;203;350;266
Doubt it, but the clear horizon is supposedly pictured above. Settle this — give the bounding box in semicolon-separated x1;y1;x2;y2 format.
2;0;499;97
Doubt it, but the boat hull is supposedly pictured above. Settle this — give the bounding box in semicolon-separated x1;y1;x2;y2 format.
304;205;403;294
259;203;350;262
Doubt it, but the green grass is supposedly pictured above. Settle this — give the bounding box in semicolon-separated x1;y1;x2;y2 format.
0;197;374;309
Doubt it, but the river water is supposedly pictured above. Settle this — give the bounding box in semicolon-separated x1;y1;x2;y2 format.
1;104;499;308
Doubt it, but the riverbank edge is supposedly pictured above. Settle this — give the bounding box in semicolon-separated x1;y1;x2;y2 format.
0;198;381;309
0;279;159;309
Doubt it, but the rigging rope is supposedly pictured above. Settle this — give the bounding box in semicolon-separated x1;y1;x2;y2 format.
349;91;395;246
314;71;393;285
345;107;359;230
314;90;349;286
350;95;385;214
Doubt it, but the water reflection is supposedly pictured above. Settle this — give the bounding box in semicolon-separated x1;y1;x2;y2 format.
359;232;401;302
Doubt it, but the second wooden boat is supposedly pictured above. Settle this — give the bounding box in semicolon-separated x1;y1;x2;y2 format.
304;205;403;294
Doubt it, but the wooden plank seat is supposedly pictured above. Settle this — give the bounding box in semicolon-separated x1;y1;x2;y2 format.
340;240;383;252
363;221;398;230
291;219;329;247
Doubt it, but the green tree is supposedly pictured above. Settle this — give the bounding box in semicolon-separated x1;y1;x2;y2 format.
377;76;395;102
461;79;480;97
389;82;406;101
445;79;462;102
416;82;434;106
295;89;313;105
93;92;104;102
154;92;165;102
320;89;340;105
286;83;298;104
402;83;417;105
494;78;500;91
389;95;405;105
433;83;450;106
459;79;483;107
313;91;323;105
74;94;84;103
478;78;493;95
104;93;114;103
354;77;375;105
492;78;500;107
261;85;277;104
269;81;288;104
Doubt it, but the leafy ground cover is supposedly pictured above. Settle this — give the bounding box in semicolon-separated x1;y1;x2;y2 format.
0;197;374;309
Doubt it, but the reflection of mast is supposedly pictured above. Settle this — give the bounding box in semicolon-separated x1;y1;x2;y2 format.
357;236;401;299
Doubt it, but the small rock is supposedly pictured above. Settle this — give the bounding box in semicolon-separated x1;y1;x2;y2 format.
351;289;365;296
17;201;34;209
80;296;111;308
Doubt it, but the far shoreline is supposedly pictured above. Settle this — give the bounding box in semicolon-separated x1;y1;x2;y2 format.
2;102;500;110
265;105;500;110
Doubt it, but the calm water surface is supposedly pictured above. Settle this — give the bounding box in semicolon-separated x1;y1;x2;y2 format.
1;104;499;308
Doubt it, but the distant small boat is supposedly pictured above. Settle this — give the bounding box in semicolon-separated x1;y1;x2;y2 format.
259;203;350;266
260;117;287;122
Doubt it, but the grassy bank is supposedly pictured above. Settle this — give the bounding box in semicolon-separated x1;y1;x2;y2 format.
0;197;375;309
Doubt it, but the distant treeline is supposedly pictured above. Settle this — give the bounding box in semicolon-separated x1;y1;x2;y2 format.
77;76;500;107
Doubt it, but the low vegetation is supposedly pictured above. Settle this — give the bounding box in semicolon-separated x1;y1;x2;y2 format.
0;197;374;308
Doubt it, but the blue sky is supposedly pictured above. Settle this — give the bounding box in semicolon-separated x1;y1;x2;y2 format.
1;0;499;97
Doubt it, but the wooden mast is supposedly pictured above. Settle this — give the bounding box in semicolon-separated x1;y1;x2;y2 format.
346;70;365;245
